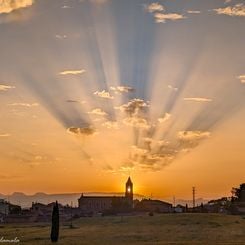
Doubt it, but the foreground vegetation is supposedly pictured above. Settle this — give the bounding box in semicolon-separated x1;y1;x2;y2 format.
0;213;245;244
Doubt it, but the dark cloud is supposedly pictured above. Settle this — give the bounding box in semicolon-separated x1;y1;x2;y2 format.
115;98;149;116
67;127;96;136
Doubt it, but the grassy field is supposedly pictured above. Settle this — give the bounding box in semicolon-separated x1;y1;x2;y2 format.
0;213;245;244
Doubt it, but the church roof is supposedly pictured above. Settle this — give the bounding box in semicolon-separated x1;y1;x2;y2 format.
126;177;132;184
78;195;125;200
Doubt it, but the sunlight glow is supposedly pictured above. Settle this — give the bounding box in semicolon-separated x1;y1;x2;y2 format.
0;0;244;198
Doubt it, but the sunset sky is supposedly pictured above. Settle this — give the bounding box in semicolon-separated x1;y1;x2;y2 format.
0;0;244;200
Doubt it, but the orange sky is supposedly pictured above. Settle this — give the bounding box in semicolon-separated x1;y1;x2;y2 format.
0;0;244;200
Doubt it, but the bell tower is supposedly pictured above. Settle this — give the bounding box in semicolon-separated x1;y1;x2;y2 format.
125;177;133;201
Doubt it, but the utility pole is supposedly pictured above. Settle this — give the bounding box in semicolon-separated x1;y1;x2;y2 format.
173;196;176;213
192;187;196;209
70;201;73;228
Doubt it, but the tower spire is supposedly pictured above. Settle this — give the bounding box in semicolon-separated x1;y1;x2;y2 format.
125;176;133;201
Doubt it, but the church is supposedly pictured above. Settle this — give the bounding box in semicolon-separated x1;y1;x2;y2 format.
78;177;133;214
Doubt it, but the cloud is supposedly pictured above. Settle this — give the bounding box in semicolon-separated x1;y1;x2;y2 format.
59;69;86;75
145;2;186;23
30;155;57;166
168;85;178;91
88;108;107;116
145;138;168;147
187;10;201;14
94;90;114;99
24;154;59;167
115;98;149;115
0;133;10;137
123;136;177;171
237;74;245;83
128;145;174;171
103;164;135;174
131;145;148;155
66;99;86;104
123;117;150;129
110;86;135;94
102;164;114;173
177;130;211;149
145;2;165;13
8;102;39;107
115;98;150;129
178;130;210;141
154;12;186;23
184;97;212;102
213;3;245;17
0;0;34;14
0;84;15;91
224;0;232;4
0;174;20;180
102;121;119;129
158;113;171;123
0;7;33;24
140;155;173;171
61;5;72;9
55;34;67;39
67;127;95;136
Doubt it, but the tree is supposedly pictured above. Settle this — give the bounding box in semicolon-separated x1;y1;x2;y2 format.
50;201;59;243
9;204;21;214
185;204;188;213
201;203;204;212
232;183;245;202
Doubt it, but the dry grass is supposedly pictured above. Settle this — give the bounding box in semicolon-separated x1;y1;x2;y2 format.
0;213;245;244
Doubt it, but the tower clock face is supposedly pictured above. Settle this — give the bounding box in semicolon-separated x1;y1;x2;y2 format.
127;187;131;193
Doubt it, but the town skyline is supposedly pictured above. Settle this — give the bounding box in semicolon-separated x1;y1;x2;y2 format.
0;0;244;199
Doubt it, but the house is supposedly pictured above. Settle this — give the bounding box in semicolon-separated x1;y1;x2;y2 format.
78;177;133;214
30;202;68;222
174;204;186;213
0;199;9;215
135;199;172;213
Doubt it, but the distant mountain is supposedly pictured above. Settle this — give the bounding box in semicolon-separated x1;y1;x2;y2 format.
0;192;210;208
0;192;145;208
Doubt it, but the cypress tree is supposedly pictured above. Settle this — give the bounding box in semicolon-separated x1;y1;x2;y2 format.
50;201;59;243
